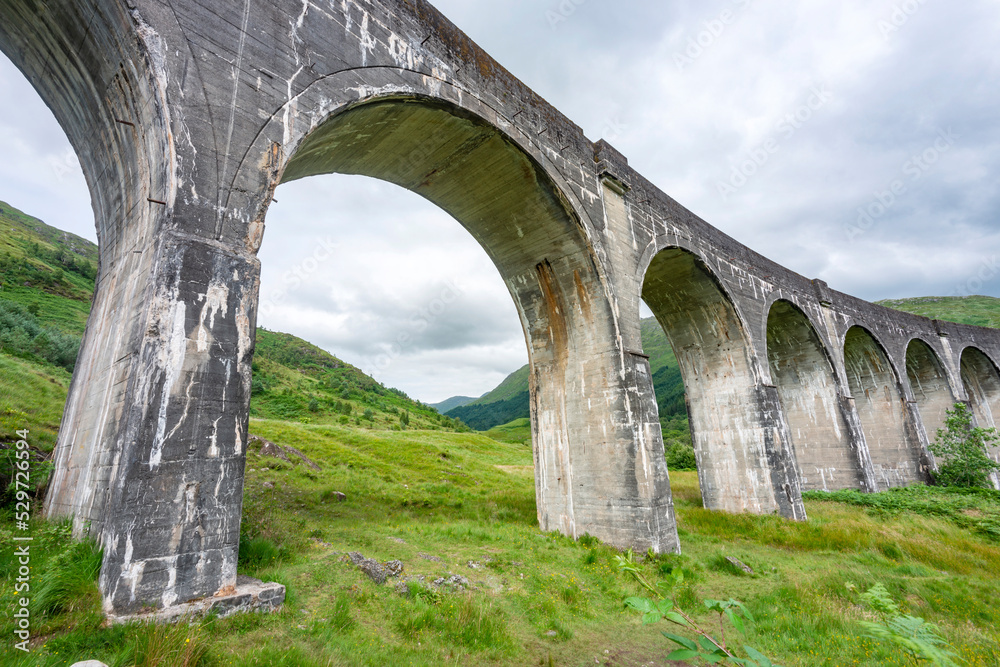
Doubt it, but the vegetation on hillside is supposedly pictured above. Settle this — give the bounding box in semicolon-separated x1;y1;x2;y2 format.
877;295;1000;329
250;329;469;432
0;200;96;335
445;365;531;431
0;297;81;371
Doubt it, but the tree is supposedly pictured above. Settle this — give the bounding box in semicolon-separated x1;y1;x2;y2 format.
929;402;1000;488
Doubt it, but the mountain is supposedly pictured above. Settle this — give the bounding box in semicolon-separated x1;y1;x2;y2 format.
877;295;1000;328
446;317;688;431
428;395;478;413
445;365;531;431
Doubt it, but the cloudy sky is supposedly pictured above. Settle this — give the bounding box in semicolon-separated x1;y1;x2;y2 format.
1;0;999;403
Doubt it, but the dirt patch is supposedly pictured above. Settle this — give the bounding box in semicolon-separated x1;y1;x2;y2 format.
495;465;533;476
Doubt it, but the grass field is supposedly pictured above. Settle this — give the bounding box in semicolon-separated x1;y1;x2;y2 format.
2;418;999;666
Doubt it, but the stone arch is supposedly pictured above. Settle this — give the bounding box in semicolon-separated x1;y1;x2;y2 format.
905;338;955;461
843;326;923;489
642;246;803;519
959;346;1000;486
267;93;673;549
766;300;862;491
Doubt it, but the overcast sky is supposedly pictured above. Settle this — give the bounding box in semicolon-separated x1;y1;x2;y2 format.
1;0;999;403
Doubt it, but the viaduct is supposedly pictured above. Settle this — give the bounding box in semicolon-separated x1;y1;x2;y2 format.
2;0;999;617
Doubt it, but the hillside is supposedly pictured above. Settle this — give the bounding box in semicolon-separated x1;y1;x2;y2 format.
877;295;1000;328
250;328;465;431
0;201;467;453
447;316;688;431
445;365;531;431
428;395;477;413
0;200;97;335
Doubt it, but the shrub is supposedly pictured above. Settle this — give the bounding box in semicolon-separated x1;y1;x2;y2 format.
666;442;697;471
929;402;1000;488
848;582;959;666
0;298;80;371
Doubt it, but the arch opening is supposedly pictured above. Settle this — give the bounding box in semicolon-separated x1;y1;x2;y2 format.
959;347;1000;486
905;339;954;466
766;301;860;491
641;247;793;516
272;95;676;550
843;326;922;489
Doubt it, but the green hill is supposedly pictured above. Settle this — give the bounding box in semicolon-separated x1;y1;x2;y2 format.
0;200;97;335
877;295;1000;328
250;328;464;431
428;395;478;413
445;365;531;431
447;316;688;432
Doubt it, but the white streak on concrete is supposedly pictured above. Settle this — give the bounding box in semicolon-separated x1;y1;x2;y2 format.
151;300;187;469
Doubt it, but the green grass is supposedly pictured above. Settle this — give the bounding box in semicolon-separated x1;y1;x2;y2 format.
0;353;71;452
5;420;1000;666
877;295;1000;329
483;417;532;445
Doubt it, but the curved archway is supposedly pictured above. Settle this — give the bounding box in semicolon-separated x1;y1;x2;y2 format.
959;347;1000;486
276;95;651;540
642;247;802;518
766;301;861;491
905;339;955;463
843;327;922;489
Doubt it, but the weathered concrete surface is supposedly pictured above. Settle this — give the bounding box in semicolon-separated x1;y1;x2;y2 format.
905;339;956;468
960;347;1000;485
1;0;998;617
843;327;929;490
108;576;284;624
767;301;863;492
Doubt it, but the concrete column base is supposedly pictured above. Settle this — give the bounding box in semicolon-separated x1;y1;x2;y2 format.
107;577;284;624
